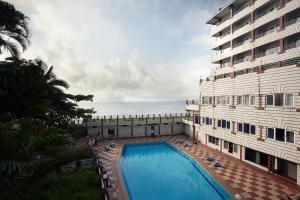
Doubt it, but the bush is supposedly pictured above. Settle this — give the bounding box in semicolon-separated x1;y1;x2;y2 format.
37;150;93;177
31;165;102;200
67;125;86;139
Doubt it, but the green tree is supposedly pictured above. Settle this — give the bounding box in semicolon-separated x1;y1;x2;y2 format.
0;0;30;57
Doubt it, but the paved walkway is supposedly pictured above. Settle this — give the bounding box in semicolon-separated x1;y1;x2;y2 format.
93;134;300;200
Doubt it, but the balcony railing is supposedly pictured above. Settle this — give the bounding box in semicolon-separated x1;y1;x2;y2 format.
256;46;280;58
285;40;300;51
233;38;251;48
256;26;280;39
254;1;278;21
285;16;300;27
234;55;250;65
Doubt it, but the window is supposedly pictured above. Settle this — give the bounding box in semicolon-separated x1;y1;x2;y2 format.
217;97;220;105
224;141;229;149
217;120;221;127
250;95;255;105
266;94;273;106
202;97;208;104
226;96;230;104
205;117;210;125
209;118;212;125
250;125;256;135
208;136;219;145
244;123;250;134
285;94;293;106
209;97;212;105
286;131;294;143
233;144;238;153
267;128;274;139
222;120;226;128
275;93;284;106
238;123;243;132
237;96;243;105
275;128;285;142
195;116;200;124
244;95;249;106
227;121;231;129
245;148;268;168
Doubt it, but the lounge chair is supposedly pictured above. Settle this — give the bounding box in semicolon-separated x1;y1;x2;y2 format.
104;146;111;152
184;142;192;147
213;160;222;168
205;155;215;162
108;143;115;148
281;194;300;200
176;139;184;144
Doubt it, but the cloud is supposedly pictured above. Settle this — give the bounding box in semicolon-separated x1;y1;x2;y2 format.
7;0;226;102
189;35;215;47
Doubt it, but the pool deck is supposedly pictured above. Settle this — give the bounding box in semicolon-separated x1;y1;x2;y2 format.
93;134;300;200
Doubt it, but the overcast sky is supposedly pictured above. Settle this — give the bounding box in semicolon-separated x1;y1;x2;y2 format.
8;0;227;102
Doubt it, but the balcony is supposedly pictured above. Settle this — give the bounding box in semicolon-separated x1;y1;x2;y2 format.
233;15;251;33
212;0;298;47
256;41;280;59
284;32;300;50
255;19;280;39
185;100;200;111
254;0;278;21
211;0;270;36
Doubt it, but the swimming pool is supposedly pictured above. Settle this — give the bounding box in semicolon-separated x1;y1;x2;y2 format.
119;142;231;200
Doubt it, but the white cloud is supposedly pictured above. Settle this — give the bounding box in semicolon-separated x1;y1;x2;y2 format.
7;0;220;102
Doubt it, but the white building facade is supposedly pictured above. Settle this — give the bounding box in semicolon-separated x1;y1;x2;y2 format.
186;0;300;185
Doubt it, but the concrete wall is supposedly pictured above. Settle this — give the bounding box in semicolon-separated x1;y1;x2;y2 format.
87;115;187;138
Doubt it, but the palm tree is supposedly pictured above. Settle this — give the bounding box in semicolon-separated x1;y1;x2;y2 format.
0;0;30;57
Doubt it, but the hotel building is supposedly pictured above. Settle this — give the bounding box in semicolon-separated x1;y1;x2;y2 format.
185;0;300;185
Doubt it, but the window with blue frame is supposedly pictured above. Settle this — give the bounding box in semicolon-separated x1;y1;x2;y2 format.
222;120;226;128
227;121;230;129
205;117;210;125
238;123;243;132
195;116;200;124
267;128;274;139
244;123;250;134
218;120;221;127
250;125;256;135
275;128;285;142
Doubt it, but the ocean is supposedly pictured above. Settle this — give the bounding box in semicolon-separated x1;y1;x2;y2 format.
79;100;186;117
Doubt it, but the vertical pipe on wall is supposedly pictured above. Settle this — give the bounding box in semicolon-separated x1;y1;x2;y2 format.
159;114;161;136
116;115;119;138
145;116;148;136
131;117;133;137
101;118;104;137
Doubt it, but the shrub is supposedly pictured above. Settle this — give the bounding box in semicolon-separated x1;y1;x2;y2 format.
31;165;102;200
37;150;93;177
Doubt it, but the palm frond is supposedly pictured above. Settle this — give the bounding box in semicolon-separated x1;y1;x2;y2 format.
49;79;70;89
5;40;20;57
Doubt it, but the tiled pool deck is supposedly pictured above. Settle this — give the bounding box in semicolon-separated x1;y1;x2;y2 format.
93;134;300;200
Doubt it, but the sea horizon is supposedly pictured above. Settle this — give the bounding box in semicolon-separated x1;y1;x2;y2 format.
79;100;187;117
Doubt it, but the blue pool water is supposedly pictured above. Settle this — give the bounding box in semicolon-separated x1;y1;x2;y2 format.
119;142;231;200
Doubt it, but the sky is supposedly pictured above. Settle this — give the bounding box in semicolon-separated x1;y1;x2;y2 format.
7;0;227;102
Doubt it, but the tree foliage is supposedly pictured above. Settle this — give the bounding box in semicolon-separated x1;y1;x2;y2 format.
0;0;30;57
0;1;97;199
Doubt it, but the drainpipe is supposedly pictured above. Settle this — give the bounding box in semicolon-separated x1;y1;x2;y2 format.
192;110;195;143
116;115;119;138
